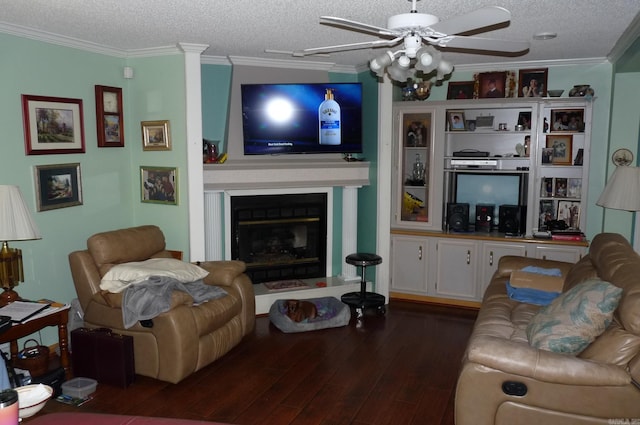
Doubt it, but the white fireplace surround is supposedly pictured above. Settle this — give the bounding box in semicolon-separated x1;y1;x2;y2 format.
202;158;370;313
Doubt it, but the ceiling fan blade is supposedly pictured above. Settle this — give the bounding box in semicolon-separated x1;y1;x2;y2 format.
320;16;400;37
434;35;529;53
428;6;511;36
293;37;403;56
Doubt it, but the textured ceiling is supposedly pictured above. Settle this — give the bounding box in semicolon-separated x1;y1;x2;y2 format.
1;0;639;68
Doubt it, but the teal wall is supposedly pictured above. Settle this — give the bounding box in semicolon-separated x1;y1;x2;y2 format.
0;33;190;346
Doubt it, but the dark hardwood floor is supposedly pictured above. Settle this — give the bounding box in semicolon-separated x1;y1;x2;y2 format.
37;300;477;425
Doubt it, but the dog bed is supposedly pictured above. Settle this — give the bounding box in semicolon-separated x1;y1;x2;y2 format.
269;296;351;333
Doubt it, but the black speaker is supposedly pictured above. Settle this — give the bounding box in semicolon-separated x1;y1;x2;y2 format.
475;204;494;232
447;203;469;232
499;205;527;235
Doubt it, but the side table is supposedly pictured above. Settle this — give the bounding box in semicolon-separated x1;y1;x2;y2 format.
0;307;71;380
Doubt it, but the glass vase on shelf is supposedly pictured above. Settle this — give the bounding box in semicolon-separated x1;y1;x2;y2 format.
411;153;425;186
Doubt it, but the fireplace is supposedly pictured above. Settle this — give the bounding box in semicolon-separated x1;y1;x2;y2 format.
230;193;327;284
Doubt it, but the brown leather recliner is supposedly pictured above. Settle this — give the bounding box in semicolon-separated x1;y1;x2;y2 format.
455;233;640;424
68;225;255;384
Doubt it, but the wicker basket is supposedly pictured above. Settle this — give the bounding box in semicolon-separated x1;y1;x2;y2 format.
13;339;49;377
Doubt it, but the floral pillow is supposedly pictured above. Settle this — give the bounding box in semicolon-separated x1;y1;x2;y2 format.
526;279;623;355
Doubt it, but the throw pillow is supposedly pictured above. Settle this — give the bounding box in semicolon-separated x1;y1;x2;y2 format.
100;258;209;293
526;279;623;355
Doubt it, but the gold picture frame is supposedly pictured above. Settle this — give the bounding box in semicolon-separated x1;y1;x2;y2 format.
140;166;178;205
141;120;171;151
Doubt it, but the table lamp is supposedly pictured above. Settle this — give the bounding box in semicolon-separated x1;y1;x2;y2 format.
0;185;41;306
596;165;640;211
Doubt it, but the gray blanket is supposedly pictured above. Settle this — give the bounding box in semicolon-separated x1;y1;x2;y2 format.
121;276;227;329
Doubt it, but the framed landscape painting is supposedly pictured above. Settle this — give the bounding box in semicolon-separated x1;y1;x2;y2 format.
22;95;85;155
34;163;83;211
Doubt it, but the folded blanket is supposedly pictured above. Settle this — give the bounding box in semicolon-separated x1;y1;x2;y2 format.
122;276;227;329
506;267;564;306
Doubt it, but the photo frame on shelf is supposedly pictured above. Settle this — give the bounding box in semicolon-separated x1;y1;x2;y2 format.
476;71;507;99
518;68;548;97
141;120;172;151
542;148;554;164
404;115;430;147
557;201;581;229
546;134;573;165
446;81;475;100
541;177;553;197
539;199;556;229
34;163;83;211
550;109;585;132
140;166;177;205
574;148;584;166
568;178;582;198
22;95;85;155
447;111;466;131
95;85;124;147
517;111;532;129
554;177;568;197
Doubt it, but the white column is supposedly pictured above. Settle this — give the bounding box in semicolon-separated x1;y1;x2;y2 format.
179;42;208;261
340;185;361;281
204;190;223;260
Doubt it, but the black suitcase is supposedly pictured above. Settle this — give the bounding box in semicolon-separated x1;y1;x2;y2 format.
70;327;135;388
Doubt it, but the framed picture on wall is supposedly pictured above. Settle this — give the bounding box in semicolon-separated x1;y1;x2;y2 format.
140;166;178;205
34;163;83;211
22;95;85;155
141;120;172;151
95;85;124;147
447;81;475;100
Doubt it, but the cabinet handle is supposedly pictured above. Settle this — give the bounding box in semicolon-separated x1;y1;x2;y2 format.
418;245;423;261
489;251;494;266
467;250;471;265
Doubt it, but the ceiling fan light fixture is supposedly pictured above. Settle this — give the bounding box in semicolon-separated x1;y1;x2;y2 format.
397;54;411;68
388;60;416;82
369;51;394;76
414;45;440;73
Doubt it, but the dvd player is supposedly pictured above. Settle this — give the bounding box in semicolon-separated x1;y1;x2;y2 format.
450;159;498;169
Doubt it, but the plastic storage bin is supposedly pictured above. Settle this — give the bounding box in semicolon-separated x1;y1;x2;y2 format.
60;377;97;399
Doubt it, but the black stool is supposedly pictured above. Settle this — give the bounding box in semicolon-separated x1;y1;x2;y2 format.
341;253;386;318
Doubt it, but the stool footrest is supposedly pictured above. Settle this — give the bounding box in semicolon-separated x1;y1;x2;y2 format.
341;292;386;309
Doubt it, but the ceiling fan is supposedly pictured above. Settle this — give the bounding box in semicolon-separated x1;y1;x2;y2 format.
292;0;530;82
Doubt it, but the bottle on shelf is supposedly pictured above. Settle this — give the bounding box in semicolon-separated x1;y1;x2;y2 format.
412;153;425;185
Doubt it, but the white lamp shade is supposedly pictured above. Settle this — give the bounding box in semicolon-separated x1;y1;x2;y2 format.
596;166;640;211
0;185;41;241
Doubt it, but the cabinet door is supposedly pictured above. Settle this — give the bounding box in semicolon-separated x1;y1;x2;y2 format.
390;235;428;294
479;242;528;298
393;107;440;231
435;239;478;300
533;244;585;263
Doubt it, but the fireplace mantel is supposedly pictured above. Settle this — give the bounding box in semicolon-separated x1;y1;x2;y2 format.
204;159;370;190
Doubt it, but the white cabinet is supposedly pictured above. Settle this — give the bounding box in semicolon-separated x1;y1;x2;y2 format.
479;241;528;297
434;238;478;301
533;244;586;263
390;234;428;295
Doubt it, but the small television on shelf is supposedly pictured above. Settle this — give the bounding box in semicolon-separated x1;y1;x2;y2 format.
451;172;528;226
240;82;363;155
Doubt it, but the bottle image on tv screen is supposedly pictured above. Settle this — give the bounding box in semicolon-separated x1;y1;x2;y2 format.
319;88;341;145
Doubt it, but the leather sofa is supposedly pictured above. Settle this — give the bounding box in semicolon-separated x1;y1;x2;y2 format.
29;413;230;424
68;225;255;384
455;233;640;424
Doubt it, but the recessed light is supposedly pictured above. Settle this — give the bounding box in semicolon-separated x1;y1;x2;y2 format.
533;32;557;40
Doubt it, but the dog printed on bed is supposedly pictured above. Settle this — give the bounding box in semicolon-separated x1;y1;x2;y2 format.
284;299;318;322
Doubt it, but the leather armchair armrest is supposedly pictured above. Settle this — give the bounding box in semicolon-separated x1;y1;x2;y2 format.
197;261;247;287
467;335;630;386
93;290;193;310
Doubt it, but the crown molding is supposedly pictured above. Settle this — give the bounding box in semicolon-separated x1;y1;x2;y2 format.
201;56;232;66
452;57;610;72
608;11;640;63
227;56;337;71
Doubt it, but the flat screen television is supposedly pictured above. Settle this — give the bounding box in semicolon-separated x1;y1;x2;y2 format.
240;82;363;155
452;173;527;225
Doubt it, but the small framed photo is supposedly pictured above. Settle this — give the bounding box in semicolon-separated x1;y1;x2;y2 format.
517;111;532;130
550;109;585;132
404;117;430;147
542;148;554;164
141;120;172;151
518;68;548;97
546;134;573;165
541;177;553;197
447;81;475;100
477;71;506;99
141;166;177;205
22;95;85;155
557;201;581;229
568;178;582;198
447;111;466;131
34;163;83;211
539;200;556;229
554;177;568;197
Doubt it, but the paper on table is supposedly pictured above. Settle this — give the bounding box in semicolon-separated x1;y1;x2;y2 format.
0;301;49;323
